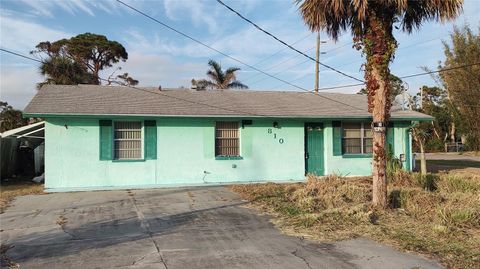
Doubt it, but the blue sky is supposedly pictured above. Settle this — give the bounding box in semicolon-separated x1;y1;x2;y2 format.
1;0;479;109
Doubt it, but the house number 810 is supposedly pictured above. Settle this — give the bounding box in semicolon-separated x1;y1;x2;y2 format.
267;128;284;144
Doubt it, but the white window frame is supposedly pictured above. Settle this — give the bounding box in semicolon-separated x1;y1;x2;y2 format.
342;122;372;155
113;120;144;160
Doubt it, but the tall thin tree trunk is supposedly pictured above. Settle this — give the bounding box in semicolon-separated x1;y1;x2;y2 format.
364;14;396;209
412;128;427;174
419;138;427;175
432;122;440;139
371;66;388;208
450;121;456;143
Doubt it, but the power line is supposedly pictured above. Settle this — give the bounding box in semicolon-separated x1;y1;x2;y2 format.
0;49;43;63
0;48;273;117
314;62;480;91
250;58;311;87
250;40;353;89
114;0;365;111
0;47;366;114
114;0;305;93
5;44;475;110
400;62;480;79
244;38;350;84
332;36;444;70
243;46;315;84
249;33;312;67
244;34;348;82
214;0;364;83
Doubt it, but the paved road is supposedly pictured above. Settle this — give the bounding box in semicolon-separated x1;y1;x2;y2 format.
1;187;443;269
424;152;480;162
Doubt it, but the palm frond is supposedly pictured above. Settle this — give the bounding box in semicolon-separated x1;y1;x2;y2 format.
297;0;463;40
227;80;248;89
195;79;216;90
207;60;224;83
400;0;463;33
224;67;241;85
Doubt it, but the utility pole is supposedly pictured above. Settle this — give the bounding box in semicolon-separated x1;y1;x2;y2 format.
314;31;320;94
314;32;327;94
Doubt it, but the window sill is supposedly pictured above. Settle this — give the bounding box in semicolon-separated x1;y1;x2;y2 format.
112;159;146;162
342;154;372;158
215;156;244;160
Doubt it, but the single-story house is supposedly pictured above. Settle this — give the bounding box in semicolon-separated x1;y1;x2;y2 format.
23;85;432;192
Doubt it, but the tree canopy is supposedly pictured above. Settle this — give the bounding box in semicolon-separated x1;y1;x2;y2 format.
32;33;134;87
439;25;480;150
0;101;28;132
192;60;248;90
297;0;463;41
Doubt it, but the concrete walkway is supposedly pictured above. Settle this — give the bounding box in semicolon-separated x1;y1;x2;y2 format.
1;187;443;269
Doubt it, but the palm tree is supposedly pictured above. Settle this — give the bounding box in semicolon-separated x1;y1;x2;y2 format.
38;56;94;89
193;60;248;90
297;0;463;208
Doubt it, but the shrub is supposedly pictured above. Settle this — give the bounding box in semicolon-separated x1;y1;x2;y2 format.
425;138;445;152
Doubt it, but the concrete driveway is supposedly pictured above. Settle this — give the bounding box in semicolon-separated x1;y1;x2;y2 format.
1;186;443;269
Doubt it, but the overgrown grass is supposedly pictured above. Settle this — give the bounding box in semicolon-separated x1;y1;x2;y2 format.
0;181;44;213
232;172;480;269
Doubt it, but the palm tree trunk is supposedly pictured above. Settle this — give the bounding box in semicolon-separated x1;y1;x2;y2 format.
363;14;397;209
370;64;388;208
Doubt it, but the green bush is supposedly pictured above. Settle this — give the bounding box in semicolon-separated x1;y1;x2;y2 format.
425;138;445;152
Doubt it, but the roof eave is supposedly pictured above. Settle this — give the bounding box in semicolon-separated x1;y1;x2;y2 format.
23;112;433;121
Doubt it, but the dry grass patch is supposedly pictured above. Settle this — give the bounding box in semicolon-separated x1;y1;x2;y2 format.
232;172;480;269
0;181;44;213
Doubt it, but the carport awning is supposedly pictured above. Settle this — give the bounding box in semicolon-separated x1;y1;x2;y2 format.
1;121;45;139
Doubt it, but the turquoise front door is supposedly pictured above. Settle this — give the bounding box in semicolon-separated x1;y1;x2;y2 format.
305;123;324;175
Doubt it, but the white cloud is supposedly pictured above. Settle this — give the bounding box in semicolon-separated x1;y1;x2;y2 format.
104;50;206;88
122;17;313;64
163;0;218;33
0;11;71;52
0;65;41;109
0;13;73;109
17;0;97;17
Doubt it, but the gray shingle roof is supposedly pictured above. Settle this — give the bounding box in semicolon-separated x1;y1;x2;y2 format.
23;85;432;120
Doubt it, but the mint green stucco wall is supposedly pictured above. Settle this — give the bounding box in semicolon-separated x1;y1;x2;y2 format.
45;118;305;190
44;117;412;191
323;121;372;176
